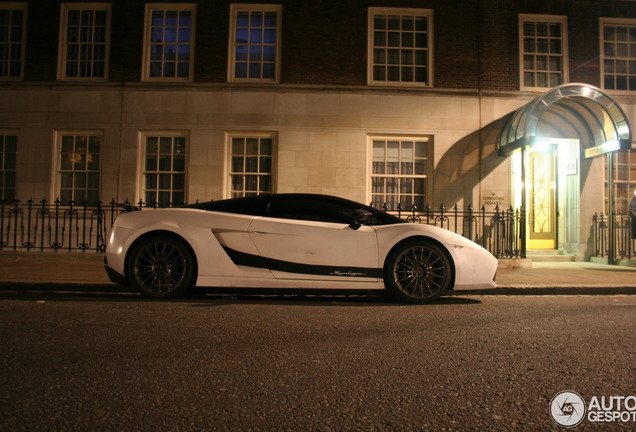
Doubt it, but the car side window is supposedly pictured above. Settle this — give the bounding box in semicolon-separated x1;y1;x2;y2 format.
267;199;353;224
191;198;269;216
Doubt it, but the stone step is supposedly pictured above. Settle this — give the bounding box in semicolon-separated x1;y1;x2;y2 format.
526;249;561;256
526;250;576;262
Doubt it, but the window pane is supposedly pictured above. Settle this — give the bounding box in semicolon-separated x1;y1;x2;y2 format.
0;6;25;78
370;11;430;85
245;157;258;173
232;157;243;172
62;6;108;79
245;175;258;191
146;7;193;80
603;24;636;92
246;138;258;155
260;139;272;155
173;157;185;172
173;174;184;190
259;157;271;173
58;134;100;203
88;172;99;188
87;153;99;170
232;7;278;81
158;191;171;206
159;155;171;171
371;138;428;211
146;173;157;190
230;136;274;197
521;19;563;88
144;135;187;206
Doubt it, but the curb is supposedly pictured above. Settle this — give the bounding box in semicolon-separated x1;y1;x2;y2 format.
0;281;129;293
453;286;636;296
1;282;636;297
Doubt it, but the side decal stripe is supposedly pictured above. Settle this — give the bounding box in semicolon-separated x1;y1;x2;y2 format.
222;246;383;279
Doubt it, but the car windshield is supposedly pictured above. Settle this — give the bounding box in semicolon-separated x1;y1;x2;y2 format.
183;194;404;226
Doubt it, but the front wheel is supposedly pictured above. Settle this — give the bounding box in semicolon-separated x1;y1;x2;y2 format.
384;240;453;303
128;235;196;298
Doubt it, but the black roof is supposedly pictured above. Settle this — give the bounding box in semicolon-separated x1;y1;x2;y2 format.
183;194;404;225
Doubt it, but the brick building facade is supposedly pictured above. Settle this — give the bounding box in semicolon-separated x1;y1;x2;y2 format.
1;0;636;258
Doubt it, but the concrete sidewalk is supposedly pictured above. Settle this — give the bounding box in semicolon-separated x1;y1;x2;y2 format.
1;252;636;295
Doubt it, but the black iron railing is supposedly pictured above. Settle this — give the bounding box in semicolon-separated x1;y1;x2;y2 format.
0;198;129;253
386;203;526;259
592;212;635;261
1;198;525;258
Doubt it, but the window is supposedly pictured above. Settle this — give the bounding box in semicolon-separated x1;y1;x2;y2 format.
142;133;187;206
229;134;274;197
601;19;636;91
368;8;433;87
57;133;101;204
228;4;281;82
605;149;636;213
143;4;196;81
520;15;567;89
268;199;353;224
0;134;17;200
58;3;111;80
370;137;430;211
0;3;26;80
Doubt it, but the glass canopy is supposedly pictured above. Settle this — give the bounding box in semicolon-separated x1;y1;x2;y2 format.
498;83;632;158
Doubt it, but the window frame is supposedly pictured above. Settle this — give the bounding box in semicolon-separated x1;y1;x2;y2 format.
367;7;434;88
605;148;636;213
52;130;103;205
0;2;27;81
227;3;282;83
57;2;111;81
600;17;636;93
141;3;197;82
368;135;432;212
0;131;18;201
519;14;569;91
138;131;189;207
226;132;276;198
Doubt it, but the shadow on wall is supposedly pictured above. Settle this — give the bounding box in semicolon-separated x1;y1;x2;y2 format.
433;115;511;207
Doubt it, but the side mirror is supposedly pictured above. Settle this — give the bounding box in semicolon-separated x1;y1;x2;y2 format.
350;209;371;230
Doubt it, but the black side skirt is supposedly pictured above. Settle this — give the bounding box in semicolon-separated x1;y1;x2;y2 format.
222;246;383;279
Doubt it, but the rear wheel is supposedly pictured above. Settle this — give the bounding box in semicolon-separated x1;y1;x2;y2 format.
384;240;453;303
128;235;196;298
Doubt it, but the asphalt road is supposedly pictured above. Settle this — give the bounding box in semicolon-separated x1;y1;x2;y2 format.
0;290;635;432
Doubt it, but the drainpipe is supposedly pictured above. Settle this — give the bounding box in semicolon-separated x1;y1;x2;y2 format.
607;152;615;265
521;143;527;259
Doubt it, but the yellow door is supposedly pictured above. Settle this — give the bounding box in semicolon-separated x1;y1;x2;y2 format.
528;148;556;250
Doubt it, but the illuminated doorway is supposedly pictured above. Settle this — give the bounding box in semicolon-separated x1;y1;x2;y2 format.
528;145;556;249
512;138;580;252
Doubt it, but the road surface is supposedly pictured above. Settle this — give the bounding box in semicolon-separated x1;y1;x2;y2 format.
0;290;634;431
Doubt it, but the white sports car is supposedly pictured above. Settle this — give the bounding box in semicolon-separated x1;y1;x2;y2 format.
105;194;497;302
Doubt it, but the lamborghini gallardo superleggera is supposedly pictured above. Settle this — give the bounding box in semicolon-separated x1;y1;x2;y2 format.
105;194;497;302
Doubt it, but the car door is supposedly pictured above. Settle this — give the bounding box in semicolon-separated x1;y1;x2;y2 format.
248;198;381;281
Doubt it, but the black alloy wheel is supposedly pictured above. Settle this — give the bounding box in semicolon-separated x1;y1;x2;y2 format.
385;240;453;303
128;235;196;298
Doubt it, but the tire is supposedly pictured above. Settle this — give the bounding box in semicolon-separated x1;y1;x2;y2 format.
128;235;196;299
384;240;453;303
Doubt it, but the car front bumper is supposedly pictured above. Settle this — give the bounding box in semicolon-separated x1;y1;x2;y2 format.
104;256;129;286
